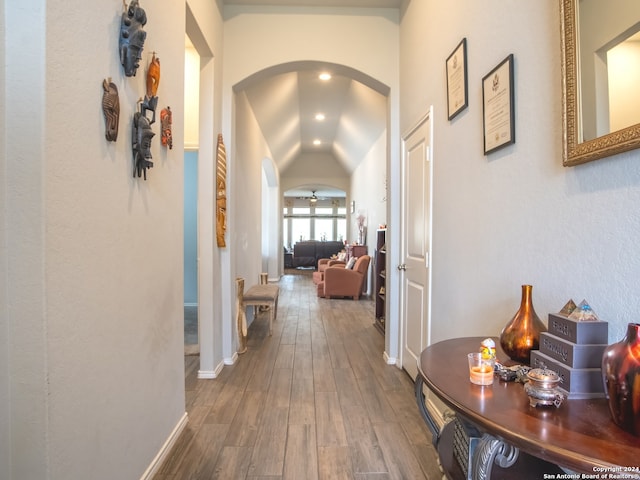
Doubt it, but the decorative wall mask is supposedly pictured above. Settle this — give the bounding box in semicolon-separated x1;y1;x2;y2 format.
119;0;147;77
160;106;172;149
141;52;160;123
132;110;154;180
101;78;120;141
216;134;227;247
146;52;160;97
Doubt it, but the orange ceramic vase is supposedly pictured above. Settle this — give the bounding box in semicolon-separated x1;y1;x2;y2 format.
499;285;547;364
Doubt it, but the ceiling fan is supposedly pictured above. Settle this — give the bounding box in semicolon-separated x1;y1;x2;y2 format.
296;190;324;203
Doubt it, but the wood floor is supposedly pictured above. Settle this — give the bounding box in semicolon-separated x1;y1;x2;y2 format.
154;270;443;480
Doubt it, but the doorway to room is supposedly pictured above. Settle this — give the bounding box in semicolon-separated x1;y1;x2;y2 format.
183;34;200;356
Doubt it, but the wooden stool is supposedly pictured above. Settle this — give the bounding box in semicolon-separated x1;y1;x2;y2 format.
235;278;248;354
236;277;279;340
258;273;269;312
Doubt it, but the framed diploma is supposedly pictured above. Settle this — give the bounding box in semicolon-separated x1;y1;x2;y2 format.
482;54;515;154
446;38;468;120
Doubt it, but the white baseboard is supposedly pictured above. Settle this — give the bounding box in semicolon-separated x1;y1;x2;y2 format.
383;351;397;365
224;352;239;365
139;412;188;480
197;359;224;379
425;389;455;432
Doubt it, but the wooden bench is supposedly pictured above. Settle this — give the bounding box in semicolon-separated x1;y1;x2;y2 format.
236;278;280;353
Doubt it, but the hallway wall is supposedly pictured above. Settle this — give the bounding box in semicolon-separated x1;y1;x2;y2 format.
1;0;224;478
0;0;8;476
233;91;274;298
399;1;640;345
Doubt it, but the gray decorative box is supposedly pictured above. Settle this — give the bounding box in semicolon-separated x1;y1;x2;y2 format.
539;332;607;369
530;351;604;399
547;314;608;344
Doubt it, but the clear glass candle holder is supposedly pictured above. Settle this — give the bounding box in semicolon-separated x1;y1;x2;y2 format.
468;352;495;386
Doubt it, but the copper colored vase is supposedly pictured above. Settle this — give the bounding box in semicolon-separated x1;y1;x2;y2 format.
602;323;640;436
499;285;547;364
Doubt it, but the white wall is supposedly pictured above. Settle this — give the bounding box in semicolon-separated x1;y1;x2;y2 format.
234;91;274;294
350;131;388;295
281;151;350;194
399;0;640;349
0;0;9;477
0;0;225;477
184;43;200;149
349;137;388;248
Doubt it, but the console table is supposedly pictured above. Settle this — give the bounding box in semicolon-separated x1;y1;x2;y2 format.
415;337;640;480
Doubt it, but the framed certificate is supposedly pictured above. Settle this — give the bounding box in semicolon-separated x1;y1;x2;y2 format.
482;54;515;154
446;38;468;120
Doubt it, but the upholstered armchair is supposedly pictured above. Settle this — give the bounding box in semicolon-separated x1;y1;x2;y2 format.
312;258;347;285
317;255;371;300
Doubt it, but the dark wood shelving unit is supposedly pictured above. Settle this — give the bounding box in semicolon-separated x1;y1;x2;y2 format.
374;229;386;334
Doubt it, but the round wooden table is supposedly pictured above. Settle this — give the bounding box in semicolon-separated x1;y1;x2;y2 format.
415;337;640;479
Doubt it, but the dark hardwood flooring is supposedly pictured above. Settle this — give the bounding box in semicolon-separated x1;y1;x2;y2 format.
154;270;443;479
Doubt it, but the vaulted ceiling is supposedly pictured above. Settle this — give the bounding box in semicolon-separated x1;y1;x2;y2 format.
224;0;401;8
237;63;389;174
224;1;399;198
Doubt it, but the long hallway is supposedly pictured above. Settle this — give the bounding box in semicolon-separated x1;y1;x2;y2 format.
154;270;442;479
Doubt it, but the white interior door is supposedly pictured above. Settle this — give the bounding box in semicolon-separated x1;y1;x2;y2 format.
400;109;432;380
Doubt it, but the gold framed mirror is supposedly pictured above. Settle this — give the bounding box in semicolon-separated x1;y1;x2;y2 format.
561;0;640;166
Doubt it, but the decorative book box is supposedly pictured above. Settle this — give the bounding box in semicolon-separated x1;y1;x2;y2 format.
530;313;608;399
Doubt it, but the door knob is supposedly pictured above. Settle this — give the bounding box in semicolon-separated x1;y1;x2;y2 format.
397;264;407;271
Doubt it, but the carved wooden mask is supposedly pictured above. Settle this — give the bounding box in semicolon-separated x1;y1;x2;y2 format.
216;134;227;247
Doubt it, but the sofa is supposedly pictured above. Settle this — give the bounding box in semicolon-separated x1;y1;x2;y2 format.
292;240;344;268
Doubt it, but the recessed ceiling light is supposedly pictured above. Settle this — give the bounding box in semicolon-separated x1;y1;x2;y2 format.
315;113;325;121
319;72;332;81
313;139;321;146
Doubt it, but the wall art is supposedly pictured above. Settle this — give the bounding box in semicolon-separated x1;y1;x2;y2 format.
161;106;172;149
119;0;147;77
482;54;515;154
216;134;227;247
132;109;155;180
446;38;468;121
101;78;120;141
141;52;160;123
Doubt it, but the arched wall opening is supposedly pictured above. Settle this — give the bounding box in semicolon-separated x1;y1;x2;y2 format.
261;157;281;281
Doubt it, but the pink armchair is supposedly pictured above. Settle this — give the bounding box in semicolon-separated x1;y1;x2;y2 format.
312;258;347;285
317;255;371;300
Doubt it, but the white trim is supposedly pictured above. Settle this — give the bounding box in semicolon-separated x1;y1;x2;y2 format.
183;302;198;307
224;351;239;365
139;412;188;480
383;351;397;365
184;143;199;152
424;388;454;432
198;359;224;378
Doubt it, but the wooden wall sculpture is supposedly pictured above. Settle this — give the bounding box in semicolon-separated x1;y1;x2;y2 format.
141;52;160;124
132;110;154;179
160;106;172;149
216;134;227;248
119;0;147;77
101;78;120;141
